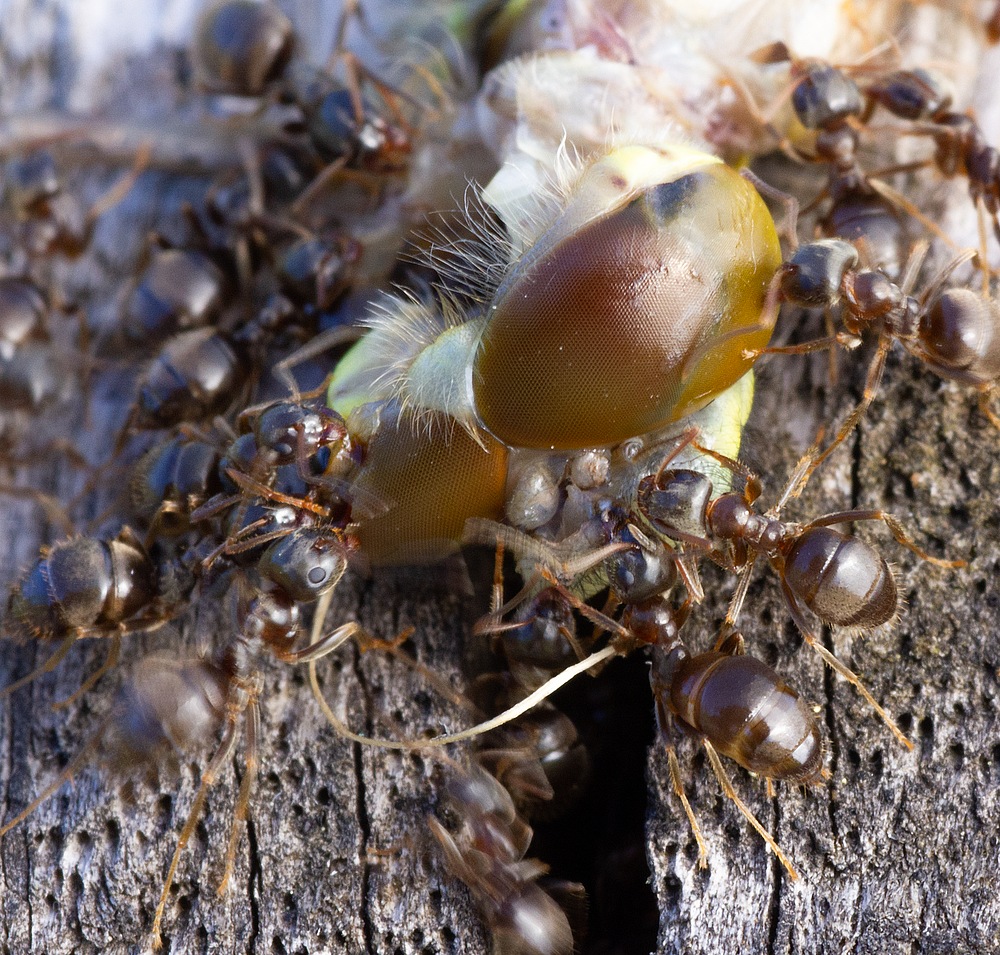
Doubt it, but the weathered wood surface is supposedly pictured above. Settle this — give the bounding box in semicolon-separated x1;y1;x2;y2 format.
1;4;999;955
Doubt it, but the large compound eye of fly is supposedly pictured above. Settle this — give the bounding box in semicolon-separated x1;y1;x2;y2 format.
472;146;782;449
349;405;509;566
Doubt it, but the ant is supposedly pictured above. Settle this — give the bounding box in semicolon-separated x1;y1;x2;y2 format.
635;432;964;748
0;274;62;413
0;591;362;949
768;234;998;466
429;761;584;955
0;144;150;270
862;65;1000;248
119;246;228;347
3;527;199;705
192;0;295;100
642;602;825;879
740;42;1000;271
190;0;420;226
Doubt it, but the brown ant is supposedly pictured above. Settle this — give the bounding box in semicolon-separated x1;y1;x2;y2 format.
119;246;228;347
130;427;227;538
190;0;420;226
641;601;825;879
0;274;62;413
768;234;997;465
1;145;148;260
862;66;1000;248
635;434;964;750
739;43;1000;270
0;579;361;950
192;0;296;99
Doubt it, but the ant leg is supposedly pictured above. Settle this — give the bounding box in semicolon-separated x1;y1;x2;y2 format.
0;634;76;699
218;699;260;896
688;441;762;503
52;635;121;709
197;519;270;570
355;627;480;715
667;741;709;869
804;508;965;568
648;427;701;483
83;139;150;226
720;560;758;635
702;739;799;879
535;568;633;646
789;333;891;495
650;688;710;867
271;326;364;401
480;611;589;663
151;717;239;949
223;468;330;517
464;518;629;583
464;519;630;636
868;178;961;250
781;580;913;750
490;534;505;616
189;491;244;524
0;484;76;537
979;389;1000;430
713;629;747;655
282;621;361;663
675;554;706;605
741;168;799;247
772;429;847;514
752;331;861;357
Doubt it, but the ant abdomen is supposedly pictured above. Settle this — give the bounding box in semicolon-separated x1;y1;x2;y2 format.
7;529;157;640
667;651;824;785
919;288;1000;387
134;328;240;427
193;0;295;98
782;526;897;629
131;433;223;535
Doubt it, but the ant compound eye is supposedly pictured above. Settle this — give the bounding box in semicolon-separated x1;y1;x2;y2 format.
349;404;509;566
193;0;295;97
471;145;782;449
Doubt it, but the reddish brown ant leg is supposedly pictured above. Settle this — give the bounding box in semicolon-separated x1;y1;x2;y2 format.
805;508;966;568
702;740;800;880
792;333;891;493
218;701;260;896
979;389;1000;429
667;739;710;869
151;717;239;949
